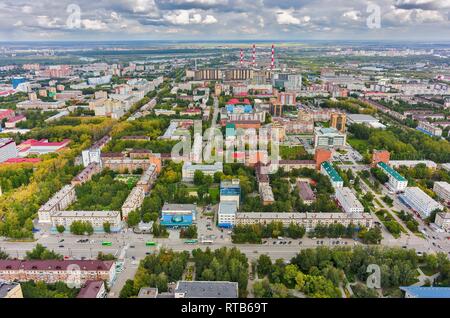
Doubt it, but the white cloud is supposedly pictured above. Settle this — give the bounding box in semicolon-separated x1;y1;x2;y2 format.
276;10;301;25
342;10;361;21
202;15;218;24
21;6;33;14
82;19;108;30
165;11;191;24
414;9;446;22
164;10;218;25
13;20;23;27
131;0;157;13
111;12;121;21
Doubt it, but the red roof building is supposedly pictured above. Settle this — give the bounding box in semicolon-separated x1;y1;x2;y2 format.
0;109;15;121
76;280;106;298
0;260;116;286
1;158;41;165
17;139;70;157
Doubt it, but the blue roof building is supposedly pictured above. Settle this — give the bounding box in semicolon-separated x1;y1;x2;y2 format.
321;161;344;188
218;201;237;228
400;286;450;298
160;204;197;228
220;179;241;208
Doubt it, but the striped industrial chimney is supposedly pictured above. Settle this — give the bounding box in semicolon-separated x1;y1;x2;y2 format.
271;44;275;70
252;44;256;67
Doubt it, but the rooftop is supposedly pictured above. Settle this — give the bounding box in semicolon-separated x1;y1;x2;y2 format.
297;181;316;202
400;286;450;298
321;161;343;183
0;281;20;298
218;202;238;215
162;203;197;212
0;260;114;271
347;114;379;122
76;280;104;298
175;281;238;298
378;162;407;181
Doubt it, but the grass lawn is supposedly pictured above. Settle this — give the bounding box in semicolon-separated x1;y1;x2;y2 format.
348;137;369;153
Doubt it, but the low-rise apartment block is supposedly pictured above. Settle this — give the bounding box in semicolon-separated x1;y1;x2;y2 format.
335;187;364;214
435;212;450;231
182;161;223;182
377;162;408;192
38;185;76;223
400;187;444;218
433;182;450;204
236;212;374;231
50;210;122;233
321;161;344;188
0;260;116;287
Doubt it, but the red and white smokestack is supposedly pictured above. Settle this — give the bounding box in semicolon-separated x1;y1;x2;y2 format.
240;48;243;66
271;44;275;70
252;44;256;67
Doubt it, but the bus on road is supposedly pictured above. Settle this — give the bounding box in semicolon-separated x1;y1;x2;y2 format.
145;241;157;246
101;241;112;246
201;240;213;245
184;239;198;244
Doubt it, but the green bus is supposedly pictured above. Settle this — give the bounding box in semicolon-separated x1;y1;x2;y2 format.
101;241;112;246
184;239;198;245
145;241;157;246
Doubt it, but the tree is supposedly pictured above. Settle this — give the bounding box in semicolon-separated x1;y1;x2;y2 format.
284;264;300;288
127;210;141;227
213;172;223;183
103;222;111;234
97;252;116;261
257;254;273;278
271;283;290;298
0;248;8;260
180;225;198;239
201;268;215;281
359;227;382;244
119;280;137;298
193;170;205;186
85;222;94;236
56;225;65;234
253;279;271;298
142;213;152;223
26;244;63;260
70;221;94;236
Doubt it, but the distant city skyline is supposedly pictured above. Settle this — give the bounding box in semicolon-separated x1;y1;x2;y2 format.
0;0;449;42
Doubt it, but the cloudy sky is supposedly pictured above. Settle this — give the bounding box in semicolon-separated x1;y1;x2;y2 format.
0;0;449;41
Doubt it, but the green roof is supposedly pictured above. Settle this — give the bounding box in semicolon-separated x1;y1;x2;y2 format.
321;161;343;183
377;162;406;182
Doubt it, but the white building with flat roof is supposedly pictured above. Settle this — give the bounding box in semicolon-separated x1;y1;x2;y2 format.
435;212;450;231
50;210;122;233
235;212;374;231
389;160;437;169
434;182;450;204
38;185;76;223
0;138;18;163
400;187;444;219
314;127;347;149
182;161;223;182
378;162;408;192
335;187;364;214
218;201;237;228
347;114;386;129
